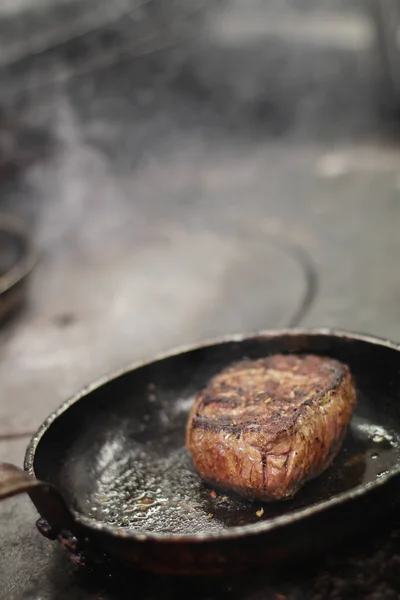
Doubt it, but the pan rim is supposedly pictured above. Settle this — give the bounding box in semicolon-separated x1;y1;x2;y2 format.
0;214;37;295
24;327;400;543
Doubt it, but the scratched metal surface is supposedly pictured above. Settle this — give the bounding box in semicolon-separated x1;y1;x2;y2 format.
1;0;400;598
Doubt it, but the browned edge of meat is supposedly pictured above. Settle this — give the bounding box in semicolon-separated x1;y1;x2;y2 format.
186;354;357;501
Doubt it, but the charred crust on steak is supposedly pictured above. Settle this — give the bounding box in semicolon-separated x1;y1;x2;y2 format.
186;354;357;501
190;355;347;436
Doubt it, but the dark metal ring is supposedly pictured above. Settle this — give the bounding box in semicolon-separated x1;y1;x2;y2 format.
0;214;37;323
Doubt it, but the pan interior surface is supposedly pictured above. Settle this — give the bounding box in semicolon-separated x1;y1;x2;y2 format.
32;333;400;536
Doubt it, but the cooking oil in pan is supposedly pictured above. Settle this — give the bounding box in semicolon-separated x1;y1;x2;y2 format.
80;393;400;535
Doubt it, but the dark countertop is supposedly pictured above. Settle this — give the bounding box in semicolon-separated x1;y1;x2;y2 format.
1;1;400;598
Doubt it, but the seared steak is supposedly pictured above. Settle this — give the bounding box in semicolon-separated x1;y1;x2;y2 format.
186;354;357;501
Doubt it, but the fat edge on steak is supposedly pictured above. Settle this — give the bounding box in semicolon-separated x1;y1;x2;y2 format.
186;354;357;501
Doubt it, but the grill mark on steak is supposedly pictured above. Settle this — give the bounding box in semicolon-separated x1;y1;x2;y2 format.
201;395;240;408
186;353;357;501
192;412;299;435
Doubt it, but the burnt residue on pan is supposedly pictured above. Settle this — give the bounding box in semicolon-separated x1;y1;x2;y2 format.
81;425;399;535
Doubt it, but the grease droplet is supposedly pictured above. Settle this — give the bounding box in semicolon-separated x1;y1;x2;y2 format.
373;435;385;443
140;497;154;505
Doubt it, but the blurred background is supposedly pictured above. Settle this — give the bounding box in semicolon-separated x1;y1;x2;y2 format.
2;0;400;444
1;1;400;596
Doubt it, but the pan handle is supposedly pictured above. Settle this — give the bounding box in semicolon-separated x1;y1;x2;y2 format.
0;462;73;538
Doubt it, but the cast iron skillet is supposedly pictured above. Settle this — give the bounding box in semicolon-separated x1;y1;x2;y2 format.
1;329;400;575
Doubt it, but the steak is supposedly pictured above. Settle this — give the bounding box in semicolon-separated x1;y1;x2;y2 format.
186;354;357;501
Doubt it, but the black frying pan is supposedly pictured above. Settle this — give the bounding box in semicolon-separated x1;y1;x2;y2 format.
1;329;400;575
